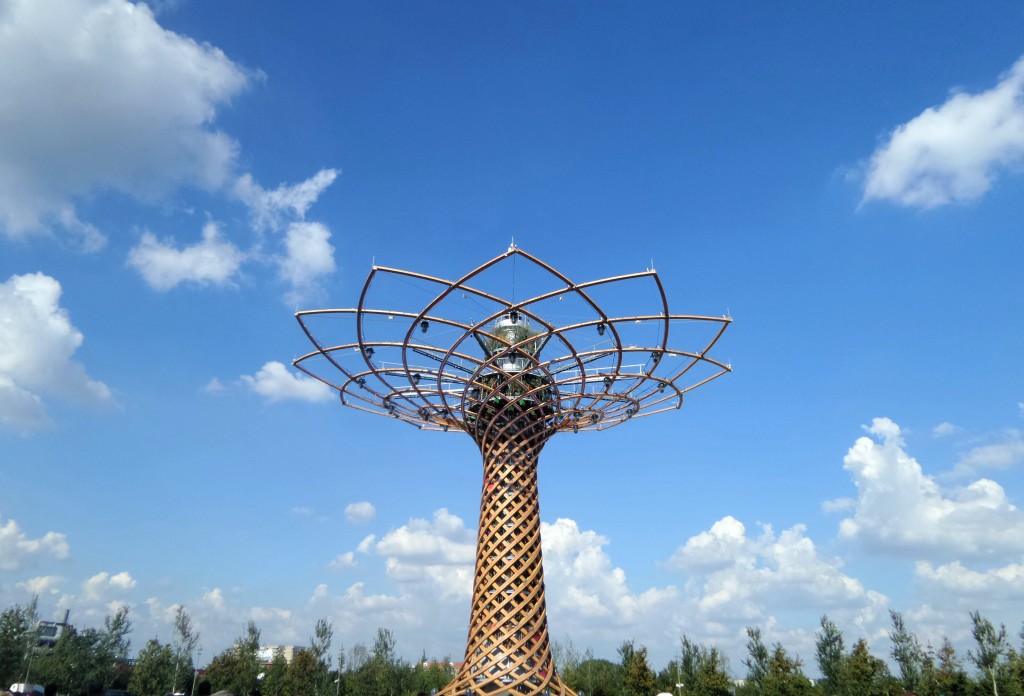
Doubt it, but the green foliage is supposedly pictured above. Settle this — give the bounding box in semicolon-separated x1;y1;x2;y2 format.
815;615;845;696
129;639;177;696
309;618;333;696
261;653;288;696
889;611;926;694
347;628;407;696
31;606;134;692
620;641;655;696
761;643;811;696
970;611;1010;696
744;627;770;689
564;656;621;696
0;598;38;686
171;606;199;695
660;636;731;696
838;639;897;696
204;620;261;696
409;658;456;695
284;648;319;696
925;637;970;696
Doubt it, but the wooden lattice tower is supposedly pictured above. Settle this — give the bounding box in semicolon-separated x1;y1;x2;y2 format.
294;246;731;696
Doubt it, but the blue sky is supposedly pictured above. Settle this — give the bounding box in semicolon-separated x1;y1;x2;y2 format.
2;0;1024;675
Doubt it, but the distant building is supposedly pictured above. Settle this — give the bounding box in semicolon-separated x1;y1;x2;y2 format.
37;610;72;648
257;645;305;665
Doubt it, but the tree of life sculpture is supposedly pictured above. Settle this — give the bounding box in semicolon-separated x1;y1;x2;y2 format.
293;245;731;696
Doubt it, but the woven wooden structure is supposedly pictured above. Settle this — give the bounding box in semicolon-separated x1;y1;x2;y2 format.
294;246;731;696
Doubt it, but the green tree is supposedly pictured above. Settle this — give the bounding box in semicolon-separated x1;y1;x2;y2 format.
932;638;970;696
285;648;319;696
744;627;770;691
663;637;731;696
409;655;454;696
204;621;262;696
0;598;39;686
970;611;1009;696
620;641;655;696
32;607;133;692
32;626;105;694
889;611;926;694
349;628;407;696
129;639;177;696
171;606;199;695
815;615;845;696
261;653;288;696
838;639;896;696
564;654;621;696
761;643;811;696
310;618;333;696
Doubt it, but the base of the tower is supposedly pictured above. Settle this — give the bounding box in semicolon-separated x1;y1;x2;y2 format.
436;672;577;696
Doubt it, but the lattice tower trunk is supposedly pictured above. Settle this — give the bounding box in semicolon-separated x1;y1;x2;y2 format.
440;364;568;696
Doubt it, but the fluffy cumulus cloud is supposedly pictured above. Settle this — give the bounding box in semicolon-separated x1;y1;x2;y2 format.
667;516;885;626
126;222;245;291
345;502;377;523
0;515;70;570
280;222;337;305
863;55;1024;208
543;518;678;636
372;509;476;599
234;169;340;304
82;571;136;602
239;361;333;403
916;560;1024;605
0;273;113;434
838;418;1024;556
0;0;249;245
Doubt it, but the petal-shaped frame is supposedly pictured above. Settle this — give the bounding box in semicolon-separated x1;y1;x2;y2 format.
294;245;731;444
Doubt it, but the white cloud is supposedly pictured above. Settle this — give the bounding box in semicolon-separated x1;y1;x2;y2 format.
667;516;884;622
240;361;333;403
932;421;961;437
863;55;1024;208
345;502;376;523
356;534;376;554
666;515;747;572
329;552;357;570
235;169;339;232
0;273;113;434
280;222;337;305
0;516;70;570
954;430;1024;475
0;0;249;243
371;509;476;600
82;571;136;601
916;560;1024;599
292;506;315;518
202;587;225;611
821;497;855;513
839;417;1024;556
127;222;244;291
375;510;475;566
544;518;678;629
17;576;64;596
203;378;226;394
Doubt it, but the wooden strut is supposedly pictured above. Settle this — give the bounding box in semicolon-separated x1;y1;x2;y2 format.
293;247;731;696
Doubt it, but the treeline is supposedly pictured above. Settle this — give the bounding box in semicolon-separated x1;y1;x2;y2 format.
3;596;1024;696
562;611;1024;696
